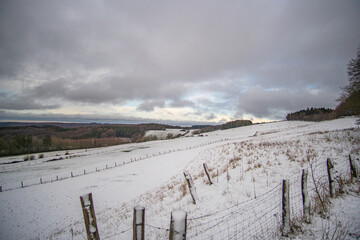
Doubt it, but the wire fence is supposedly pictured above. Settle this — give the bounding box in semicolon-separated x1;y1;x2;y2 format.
94;154;358;240
0;138;236;192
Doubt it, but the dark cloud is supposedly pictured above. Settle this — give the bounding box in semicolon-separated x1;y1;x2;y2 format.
0;93;59;110
0;0;359;121
137;100;165;112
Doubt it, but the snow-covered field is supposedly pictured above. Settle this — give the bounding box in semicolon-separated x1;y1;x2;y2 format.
0;117;359;239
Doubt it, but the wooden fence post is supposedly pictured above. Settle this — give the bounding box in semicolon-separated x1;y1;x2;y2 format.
301;169;310;223
203;163;213;185
327;158;335;197
281;179;290;237
183;171;198;204
349;154;358;180
169;211;187;240
133;206;145;240
80;193;100;240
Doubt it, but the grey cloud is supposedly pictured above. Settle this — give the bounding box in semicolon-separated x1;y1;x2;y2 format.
205;113;216;121
237;87;337;119
170;100;195;108
0;93;59;110
0;110;216;126
0;0;359;119
137;100;165;112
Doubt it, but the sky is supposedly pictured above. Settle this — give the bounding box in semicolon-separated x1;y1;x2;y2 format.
0;0;359;125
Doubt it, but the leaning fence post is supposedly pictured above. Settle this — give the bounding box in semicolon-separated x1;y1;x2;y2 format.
183;171;198;204
80;193;100;240
203;163;213;185
282;179;290;237
301;169;310;223
327;158;335;197
349;154;358;180
133;206;145;240
169;211;187;240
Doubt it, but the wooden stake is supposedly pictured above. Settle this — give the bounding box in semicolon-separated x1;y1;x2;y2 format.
203;163;213;185
183;171;198;204
282;179;290;237
133;207;145;240
301;169;310;223
80;193;100;240
349;154;358;180
327;158;335;197
169;211;187;240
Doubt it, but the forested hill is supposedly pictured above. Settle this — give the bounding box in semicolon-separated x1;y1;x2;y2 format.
286;108;334;121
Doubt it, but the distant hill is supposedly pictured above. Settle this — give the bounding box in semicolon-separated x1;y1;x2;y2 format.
0;119;253;157
200;119;253;133
0;122;184;156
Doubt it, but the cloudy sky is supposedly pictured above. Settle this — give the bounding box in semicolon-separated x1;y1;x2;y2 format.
0;0;359;125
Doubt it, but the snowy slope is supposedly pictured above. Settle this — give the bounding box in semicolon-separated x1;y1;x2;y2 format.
0;117;359;239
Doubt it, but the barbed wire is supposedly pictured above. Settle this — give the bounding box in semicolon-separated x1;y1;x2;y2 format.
102;227;132;240
62;152;359;239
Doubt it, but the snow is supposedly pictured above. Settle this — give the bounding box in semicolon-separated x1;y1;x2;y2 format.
0;117;359;239
171;210;187;240
144;128;187;140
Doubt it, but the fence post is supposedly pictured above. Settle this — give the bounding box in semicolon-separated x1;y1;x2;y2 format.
80;193;100;240
133;207;145;240
203;163;213;185
349;154;358;180
281;179;290;237
169;211;187;240
21;181;24;188
301;169;310;223
183;171;198;204
327;158;335;197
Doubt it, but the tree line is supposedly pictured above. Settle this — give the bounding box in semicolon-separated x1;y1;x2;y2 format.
287;46;360;122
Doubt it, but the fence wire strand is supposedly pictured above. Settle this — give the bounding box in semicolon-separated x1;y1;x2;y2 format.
75;154;358;240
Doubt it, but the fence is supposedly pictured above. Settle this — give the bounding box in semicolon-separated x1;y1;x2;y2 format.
0;138;235;192
77;154;359;240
